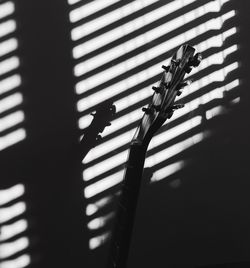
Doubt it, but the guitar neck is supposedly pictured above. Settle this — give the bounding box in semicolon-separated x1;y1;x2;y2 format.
107;141;148;268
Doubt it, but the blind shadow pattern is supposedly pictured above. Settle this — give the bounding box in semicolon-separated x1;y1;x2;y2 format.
0;1;31;268
0;0;25;151
68;0;240;251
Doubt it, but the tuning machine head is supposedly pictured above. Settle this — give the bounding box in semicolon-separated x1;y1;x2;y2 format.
189;52;202;67
185;52;202;73
161;65;170;72
152;86;161;93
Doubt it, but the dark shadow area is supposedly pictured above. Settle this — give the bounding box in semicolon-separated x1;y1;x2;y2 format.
0;0;248;268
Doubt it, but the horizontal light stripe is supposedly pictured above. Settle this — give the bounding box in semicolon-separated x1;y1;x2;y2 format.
0;184;25;206
89;231;110;250
0;254;31;268
86;195;113;216
0;38;18;58
151;160;186;182
0;74;21;95
77;46;238;142
72;0;196;54
0;202;26;224
0;20;16;39
0;93;23;114
0;237;29;259
84;130;133;164
0;2;15;19
84;150;128;181
145;131;210;168
69;0;120;23
67;0;81;5
71;0;157;38
148;116;202;150
85;170;124;198
74;0;225;76
75;10;236;103
87;212;114;230
0;56;20;76
85;115;201;164
83;67;239;167
0;111;25;132
0;128;26;151
0;219;28;242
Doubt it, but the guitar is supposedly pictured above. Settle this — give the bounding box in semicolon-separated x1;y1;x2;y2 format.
107;44;202;268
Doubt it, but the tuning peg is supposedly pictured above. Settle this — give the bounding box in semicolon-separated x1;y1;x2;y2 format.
176;89;183;96
189;52;202;67
185;65;192;74
152;105;161;112
96;134;102;142
178;79;192;89
142;107;153;114
172;104;185;110
167;111;173;119
163;82;169;88
152;86;161;93
161;65;170;72
171;58;180;66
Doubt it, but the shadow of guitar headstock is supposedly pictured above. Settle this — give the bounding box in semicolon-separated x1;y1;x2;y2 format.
79;101;116;160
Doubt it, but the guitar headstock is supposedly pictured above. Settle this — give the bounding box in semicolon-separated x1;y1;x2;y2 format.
133;44;202;146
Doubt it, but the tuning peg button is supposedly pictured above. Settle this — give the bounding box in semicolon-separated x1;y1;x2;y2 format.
171;59;180;66
185;65;192;73
178;79;192;89
176;89;183;96
162;65;170;72
172;104;185;110
142;107;153;114
189;53;202;67
152;86;161;93
152;105;161;112
96;134;102;142
163;82;169;88
167;112;173;119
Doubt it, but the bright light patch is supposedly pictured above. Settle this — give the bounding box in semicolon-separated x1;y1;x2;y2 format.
0;202;26;224
73;0;223;75
87;212;114;230
0;20;16;38
0;75;21;95
0;111;25;132
151;160;186;182
69;0;240;250
0;56;20;76
86;195;113;216
0;237;29;259
0;2;15;19
0;219;28;242
0;184;25;206
0;128;26;151
71;0;157;37
0;254;31;268
89;232;110;250
84;150;128;181
75;10;235;95
0;93;23;114
69;0;120;24
0;38;18;57
84;170;124;198
72;0;196;56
